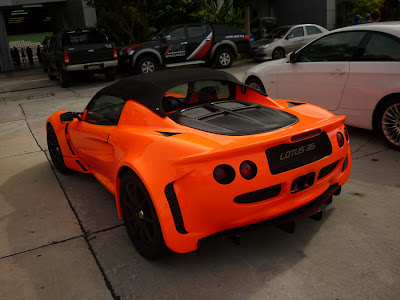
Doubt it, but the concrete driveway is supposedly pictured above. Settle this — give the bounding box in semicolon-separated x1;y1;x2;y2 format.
0;65;399;300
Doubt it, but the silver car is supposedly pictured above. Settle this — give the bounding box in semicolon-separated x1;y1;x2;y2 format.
249;24;328;60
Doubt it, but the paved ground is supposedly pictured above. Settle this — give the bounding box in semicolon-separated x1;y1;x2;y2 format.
0;64;399;300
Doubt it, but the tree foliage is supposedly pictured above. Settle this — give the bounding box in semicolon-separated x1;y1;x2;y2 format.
87;0;149;45
348;0;385;23
146;0;208;30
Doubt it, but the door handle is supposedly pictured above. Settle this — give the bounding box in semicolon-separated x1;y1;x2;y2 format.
180;42;188;45
330;69;345;75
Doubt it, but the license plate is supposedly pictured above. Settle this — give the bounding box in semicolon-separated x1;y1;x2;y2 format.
266;133;332;175
85;63;103;70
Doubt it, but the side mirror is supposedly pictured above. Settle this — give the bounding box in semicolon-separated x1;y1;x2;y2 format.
60;112;81;123
162;35;171;42
287;52;296;64
60;112;73;123
286;34;294;40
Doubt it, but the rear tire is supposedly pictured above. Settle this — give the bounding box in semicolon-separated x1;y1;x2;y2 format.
105;68;115;82
215;47;234;69
59;70;70;88
377;98;400;151
135;56;158;74
47;124;69;174
120;172;167;259
245;77;266;93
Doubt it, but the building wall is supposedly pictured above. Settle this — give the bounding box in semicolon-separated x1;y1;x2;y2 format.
268;0;328;28
326;0;336;29
0;0;96;72
0;0;64;7
0;10;14;71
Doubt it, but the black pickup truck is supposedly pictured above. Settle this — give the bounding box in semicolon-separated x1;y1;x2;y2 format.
119;23;251;74
47;28;118;87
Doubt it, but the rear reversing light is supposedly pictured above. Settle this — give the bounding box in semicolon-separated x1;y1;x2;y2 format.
213;164;235;184
63;51;70;64
240;160;257;180
337;132;344;148
113;45;118;58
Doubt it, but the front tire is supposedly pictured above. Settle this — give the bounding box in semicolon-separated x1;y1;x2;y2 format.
135;56;158;74
47;66;56;80
245;77;266;93
120;172;167;259
378;98;400;151
215;47;234;69
47;124;69;173
272;47;285;60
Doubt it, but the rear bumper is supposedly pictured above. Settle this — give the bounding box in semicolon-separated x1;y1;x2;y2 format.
160;140;351;254
66;60;118;71
204;183;340;240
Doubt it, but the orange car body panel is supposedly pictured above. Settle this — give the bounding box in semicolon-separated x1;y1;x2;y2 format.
47;85;351;254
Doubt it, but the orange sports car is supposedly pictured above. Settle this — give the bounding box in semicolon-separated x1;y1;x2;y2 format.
46;69;351;259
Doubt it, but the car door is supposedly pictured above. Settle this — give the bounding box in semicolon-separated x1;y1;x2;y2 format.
159;26;188;65
277;31;366;111
284;26;306;53
185;24;213;61
68;94;125;186
340;31;400;113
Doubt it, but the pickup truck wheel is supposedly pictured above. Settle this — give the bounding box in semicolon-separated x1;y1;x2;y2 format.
215;48;233;69
245;77;266;93
105;69;115;82
377;98;400;151
47;66;56;80
272;47;285;60
136;56;158;74
59;71;70;88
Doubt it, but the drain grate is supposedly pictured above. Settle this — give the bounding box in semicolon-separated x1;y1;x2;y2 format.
27;93;54;100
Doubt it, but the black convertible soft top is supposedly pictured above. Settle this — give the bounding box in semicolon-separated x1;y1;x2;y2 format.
96;68;243;117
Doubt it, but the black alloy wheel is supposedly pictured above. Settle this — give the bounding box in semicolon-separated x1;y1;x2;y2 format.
47;124;69;173
379;98;400;151
120;172;167;259
272;47;285;60
246;77;266;93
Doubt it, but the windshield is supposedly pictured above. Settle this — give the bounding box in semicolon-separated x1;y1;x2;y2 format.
153;28;168;40
266;26;291;39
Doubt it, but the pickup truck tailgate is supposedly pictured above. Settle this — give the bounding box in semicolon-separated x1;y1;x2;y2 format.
66;44;115;65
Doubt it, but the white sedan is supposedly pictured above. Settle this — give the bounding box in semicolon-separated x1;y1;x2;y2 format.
243;22;400;150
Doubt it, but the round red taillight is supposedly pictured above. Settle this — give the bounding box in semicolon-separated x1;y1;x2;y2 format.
344;126;349;142
213;164;235;184
337;132;345;148
240;160;257;180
